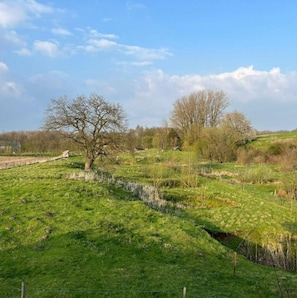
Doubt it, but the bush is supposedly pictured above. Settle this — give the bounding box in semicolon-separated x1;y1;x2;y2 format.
279;148;297;172
236;148;267;165
240;165;274;184
267;143;284;155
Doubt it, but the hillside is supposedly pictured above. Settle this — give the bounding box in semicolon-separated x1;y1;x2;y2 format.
250;131;297;150
1;152;297;297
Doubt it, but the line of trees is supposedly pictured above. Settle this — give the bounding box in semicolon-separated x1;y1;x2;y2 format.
2;90;297;201
0;130;76;154
0;90;257;168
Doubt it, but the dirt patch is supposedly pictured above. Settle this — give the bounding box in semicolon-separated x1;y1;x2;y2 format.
0;156;50;169
0;156;58;169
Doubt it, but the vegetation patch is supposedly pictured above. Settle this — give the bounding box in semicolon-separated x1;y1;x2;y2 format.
2;131;297;296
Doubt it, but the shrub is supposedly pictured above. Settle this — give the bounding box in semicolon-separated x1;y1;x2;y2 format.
267;142;284;155
279;148;297;172
236;148;267;165
240;165;274;184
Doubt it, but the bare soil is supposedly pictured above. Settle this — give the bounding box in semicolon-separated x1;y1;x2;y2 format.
0;156;50;169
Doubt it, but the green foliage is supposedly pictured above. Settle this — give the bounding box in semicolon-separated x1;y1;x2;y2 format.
239;164;275;184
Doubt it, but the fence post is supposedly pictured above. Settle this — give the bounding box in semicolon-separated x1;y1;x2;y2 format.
183;286;187;298
21;281;25;298
233;252;237;276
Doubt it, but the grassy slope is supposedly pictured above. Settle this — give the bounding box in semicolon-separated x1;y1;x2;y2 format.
249;131;297;150
1;158;297;297
105;151;297;240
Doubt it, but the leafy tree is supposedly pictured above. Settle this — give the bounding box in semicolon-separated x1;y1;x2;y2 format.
43;94;127;171
195;111;256;162
167;128;181;149
197;127;226;161
220;110;256;146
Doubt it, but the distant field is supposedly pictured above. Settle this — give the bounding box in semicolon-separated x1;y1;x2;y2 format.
251;131;297;150
0;156;50;169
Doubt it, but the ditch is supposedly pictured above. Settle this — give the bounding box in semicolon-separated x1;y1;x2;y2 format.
205;229;297;271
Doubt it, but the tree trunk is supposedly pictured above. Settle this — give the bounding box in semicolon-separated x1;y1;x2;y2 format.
85;158;94;171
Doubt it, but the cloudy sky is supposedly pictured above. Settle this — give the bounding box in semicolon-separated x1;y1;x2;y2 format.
1;0;297;132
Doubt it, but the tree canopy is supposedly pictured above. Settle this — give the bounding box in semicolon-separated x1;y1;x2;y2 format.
43;94;127;170
170;90;229;139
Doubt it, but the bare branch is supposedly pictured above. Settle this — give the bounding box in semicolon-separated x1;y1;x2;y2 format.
43;94;128;170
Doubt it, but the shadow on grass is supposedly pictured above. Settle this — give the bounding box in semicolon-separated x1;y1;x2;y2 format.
1;223;297;297
0;228;224;298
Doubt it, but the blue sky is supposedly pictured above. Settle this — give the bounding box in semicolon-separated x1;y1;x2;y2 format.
1;0;297;131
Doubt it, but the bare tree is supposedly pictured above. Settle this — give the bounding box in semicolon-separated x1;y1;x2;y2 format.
170;90;229;140
43;94;127;171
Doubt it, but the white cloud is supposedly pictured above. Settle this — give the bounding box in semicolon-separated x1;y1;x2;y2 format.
85;79;117;96
26;0;53;15
116;60;153;67
27;71;73;97
87;38;117;50
0;66;78;131
1;81;21;96
88;29;118;40
74;27;172;64
0;0;53;28
33;40;60;57
78;35;172;64
0;61;8;72
0;0;57;58
206;66;291;103
51;27;72;36
0;2;28;28
101;17;113;23
1;61;296;131
2;30;26;47
126;1;146;11
120;66;297;129
77;38;117;53
119;45;172;61
14;48;32;56
133;66;296;105
0;66;23;98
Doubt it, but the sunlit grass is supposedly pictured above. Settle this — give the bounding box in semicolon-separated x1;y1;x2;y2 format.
1;155;297;296
100;149;297;244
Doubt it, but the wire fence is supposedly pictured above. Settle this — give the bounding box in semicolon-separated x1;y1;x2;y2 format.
1;282;194;298
3;277;297;297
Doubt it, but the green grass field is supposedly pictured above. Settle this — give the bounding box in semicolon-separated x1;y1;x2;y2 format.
1;153;297;297
248;131;297;151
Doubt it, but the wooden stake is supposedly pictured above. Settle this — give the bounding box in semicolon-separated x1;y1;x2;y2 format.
233;252;237;276
183;287;187;298
21;281;25;298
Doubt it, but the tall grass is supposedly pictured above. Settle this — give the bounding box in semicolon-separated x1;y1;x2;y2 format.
239;164;274;184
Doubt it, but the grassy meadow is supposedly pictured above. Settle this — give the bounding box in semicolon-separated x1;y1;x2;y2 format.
1;133;297;297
